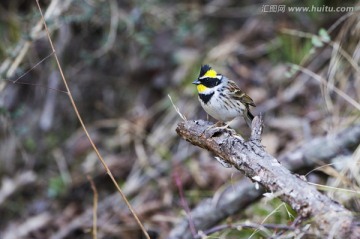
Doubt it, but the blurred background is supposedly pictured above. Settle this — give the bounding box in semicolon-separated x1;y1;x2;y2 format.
0;0;359;238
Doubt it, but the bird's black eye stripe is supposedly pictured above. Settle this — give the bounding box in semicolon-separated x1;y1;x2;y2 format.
200;78;221;88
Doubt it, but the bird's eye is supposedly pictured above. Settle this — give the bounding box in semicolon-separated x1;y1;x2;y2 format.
200;78;221;88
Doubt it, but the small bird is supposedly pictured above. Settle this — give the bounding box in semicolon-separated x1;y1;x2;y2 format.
192;64;255;128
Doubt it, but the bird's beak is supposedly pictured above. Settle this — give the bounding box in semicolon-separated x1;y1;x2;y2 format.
192;79;200;85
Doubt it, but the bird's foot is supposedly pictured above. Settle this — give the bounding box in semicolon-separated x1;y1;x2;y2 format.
205;121;224;130
213;121;231;130
205;121;236;137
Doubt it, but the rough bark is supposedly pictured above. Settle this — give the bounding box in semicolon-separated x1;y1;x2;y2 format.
169;122;360;239
173;117;360;238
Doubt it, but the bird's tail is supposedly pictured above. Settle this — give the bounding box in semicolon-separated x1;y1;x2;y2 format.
245;109;254;128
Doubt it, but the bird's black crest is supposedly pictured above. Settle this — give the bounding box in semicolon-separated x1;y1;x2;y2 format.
199;64;212;77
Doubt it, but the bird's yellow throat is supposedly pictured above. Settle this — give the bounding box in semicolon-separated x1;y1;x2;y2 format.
197;84;208;93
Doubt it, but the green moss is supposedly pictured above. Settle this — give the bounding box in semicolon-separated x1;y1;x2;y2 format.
24;137;36;152
48;176;68;198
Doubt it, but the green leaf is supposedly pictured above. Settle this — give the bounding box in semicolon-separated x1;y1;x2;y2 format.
319;28;331;43
284;65;298;78
311;35;323;48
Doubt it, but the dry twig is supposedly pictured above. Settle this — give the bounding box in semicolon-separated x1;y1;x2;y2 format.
170;121;360;238
175;117;360;238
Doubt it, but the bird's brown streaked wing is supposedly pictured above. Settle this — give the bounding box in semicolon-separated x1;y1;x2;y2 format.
227;80;256;107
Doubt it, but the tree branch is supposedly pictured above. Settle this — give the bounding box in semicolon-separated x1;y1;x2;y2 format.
175;117;360;238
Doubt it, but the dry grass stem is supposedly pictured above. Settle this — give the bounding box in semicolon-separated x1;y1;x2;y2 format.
35;1;150;238
87;176;98;239
168;94;187;120
291;64;360;111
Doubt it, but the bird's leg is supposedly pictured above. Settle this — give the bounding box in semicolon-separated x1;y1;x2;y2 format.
214;120;232;130
215;121;225;127
205;120;237;138
204;121;223;137
206;121;224;130
214;120;238;135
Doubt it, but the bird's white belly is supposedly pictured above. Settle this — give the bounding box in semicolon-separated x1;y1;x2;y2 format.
200;95;243;122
